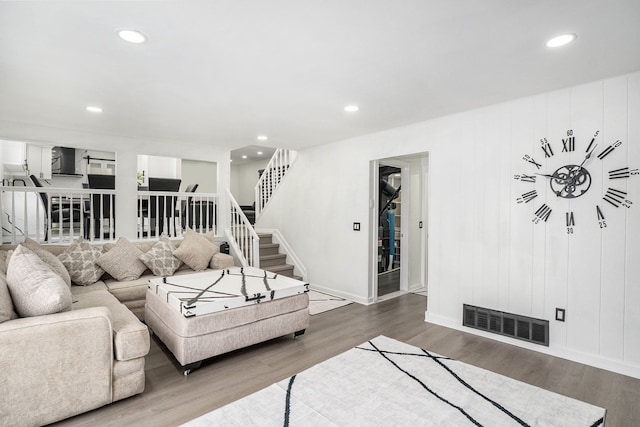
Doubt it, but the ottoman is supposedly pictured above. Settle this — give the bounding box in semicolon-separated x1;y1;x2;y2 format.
145;267;310;374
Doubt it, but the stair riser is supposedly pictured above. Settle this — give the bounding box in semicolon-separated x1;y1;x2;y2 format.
260;256;287;268
258;234;273;244
260;245;280;256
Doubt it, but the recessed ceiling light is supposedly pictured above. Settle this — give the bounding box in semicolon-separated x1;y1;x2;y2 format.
257;135;268;141
546;33;576;48
86;106;103;113
242;155;248;159
117;29;147;44
257;151;263;155
344;105;359;112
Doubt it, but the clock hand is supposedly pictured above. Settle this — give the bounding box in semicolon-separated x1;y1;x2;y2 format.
534;172;570;183
577;144;598;170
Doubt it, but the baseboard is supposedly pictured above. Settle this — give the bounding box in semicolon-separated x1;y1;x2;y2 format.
425;311;640;380
310;283;369;306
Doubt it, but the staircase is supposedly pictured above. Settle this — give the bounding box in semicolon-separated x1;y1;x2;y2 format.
258;233;301;280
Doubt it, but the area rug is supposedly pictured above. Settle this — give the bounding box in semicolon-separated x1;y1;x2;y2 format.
307;290;352;315
183;336;606;426
411;288;428;297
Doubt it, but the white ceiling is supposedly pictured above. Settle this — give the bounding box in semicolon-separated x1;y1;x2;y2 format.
1;1;639;154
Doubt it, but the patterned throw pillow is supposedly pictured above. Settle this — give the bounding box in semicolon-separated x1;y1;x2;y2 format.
22;237;72;288
139;236;182;277
95;237;147;281
58;239;105;286
172;228;218;271
6;245;72;317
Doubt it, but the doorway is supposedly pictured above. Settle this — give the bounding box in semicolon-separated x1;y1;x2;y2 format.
378;164;402;297
371;153;429;302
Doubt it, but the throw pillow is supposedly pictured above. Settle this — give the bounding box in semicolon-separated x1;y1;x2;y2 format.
0;274;18;323
172;228;217;271
0;250;7;276
139;236;182;276
22;237;72;288
96;237;147;281
6;245;72;317
58;239;105;286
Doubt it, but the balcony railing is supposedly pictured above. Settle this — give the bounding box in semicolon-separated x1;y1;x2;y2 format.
136;190;217;239
1;186;218;244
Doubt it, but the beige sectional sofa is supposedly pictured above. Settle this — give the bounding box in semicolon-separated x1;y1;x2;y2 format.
0;231;235;427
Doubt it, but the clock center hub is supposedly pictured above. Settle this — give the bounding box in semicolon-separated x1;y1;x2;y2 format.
550;164;592;199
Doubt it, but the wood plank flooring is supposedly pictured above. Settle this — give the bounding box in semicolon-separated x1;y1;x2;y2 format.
54;294;639;426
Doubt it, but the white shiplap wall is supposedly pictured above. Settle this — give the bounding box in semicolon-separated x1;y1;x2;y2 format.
257;72;640;377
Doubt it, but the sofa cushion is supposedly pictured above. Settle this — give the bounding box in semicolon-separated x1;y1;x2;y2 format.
210;252;235;269
139;236;182;277
22;237;72;288
73;289;150;361
6;245;72;317
96;237;147;281
0;250;8;275
0;274;18;323
104;274;153;303
58;239;105;286
172;228;218;271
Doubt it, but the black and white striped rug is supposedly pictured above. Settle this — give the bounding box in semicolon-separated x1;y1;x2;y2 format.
183;336;606;426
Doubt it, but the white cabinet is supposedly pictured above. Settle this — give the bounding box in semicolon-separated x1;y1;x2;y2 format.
27;145;52;179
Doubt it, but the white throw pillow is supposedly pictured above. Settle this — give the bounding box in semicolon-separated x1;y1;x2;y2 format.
58;239;105;286
96;237;147;281
6;245;72;317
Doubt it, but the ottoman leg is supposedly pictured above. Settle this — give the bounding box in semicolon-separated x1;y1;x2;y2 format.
294;329;306;338
183;361;202;376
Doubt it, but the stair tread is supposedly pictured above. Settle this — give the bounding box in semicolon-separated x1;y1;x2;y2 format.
259;242;279;247
260;254;286;260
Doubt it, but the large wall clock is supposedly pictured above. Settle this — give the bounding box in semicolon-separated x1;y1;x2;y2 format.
515;129;638;233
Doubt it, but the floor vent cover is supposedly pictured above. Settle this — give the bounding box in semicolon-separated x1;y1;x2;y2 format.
463;304;549;346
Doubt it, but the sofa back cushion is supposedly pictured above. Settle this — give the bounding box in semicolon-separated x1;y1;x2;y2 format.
6;245;72;317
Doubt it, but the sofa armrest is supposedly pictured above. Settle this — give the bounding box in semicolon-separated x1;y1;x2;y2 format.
0;307;114;427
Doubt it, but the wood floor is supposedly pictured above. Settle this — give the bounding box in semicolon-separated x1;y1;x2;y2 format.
55;293;639;426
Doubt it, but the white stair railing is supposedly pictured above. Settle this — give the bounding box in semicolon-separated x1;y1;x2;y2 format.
254;148;297;219
227;189;260;268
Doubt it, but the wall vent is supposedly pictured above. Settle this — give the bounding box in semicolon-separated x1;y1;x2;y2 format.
463;304;549;346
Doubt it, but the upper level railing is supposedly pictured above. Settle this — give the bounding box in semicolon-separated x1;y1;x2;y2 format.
254;148;296;219
136;190;217;239
1;186;218;244
227;189;259;268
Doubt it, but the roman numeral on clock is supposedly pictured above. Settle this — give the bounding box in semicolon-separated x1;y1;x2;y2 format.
608;167;639;179
540;138;554;158
598;140;622;160
562;136;575;152
596;205;607;228
517;190;537;204
603;188;627;207
566;211;575;226
533;204;552;223
523;154;542;169
514;174;536;183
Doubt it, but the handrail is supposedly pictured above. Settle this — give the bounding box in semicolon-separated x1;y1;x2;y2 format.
254;148;297;219
227;189;260;268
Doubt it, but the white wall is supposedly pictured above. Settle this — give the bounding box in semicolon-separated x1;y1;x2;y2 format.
231;158;270;205
181;159;217;193
257;71;640;377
